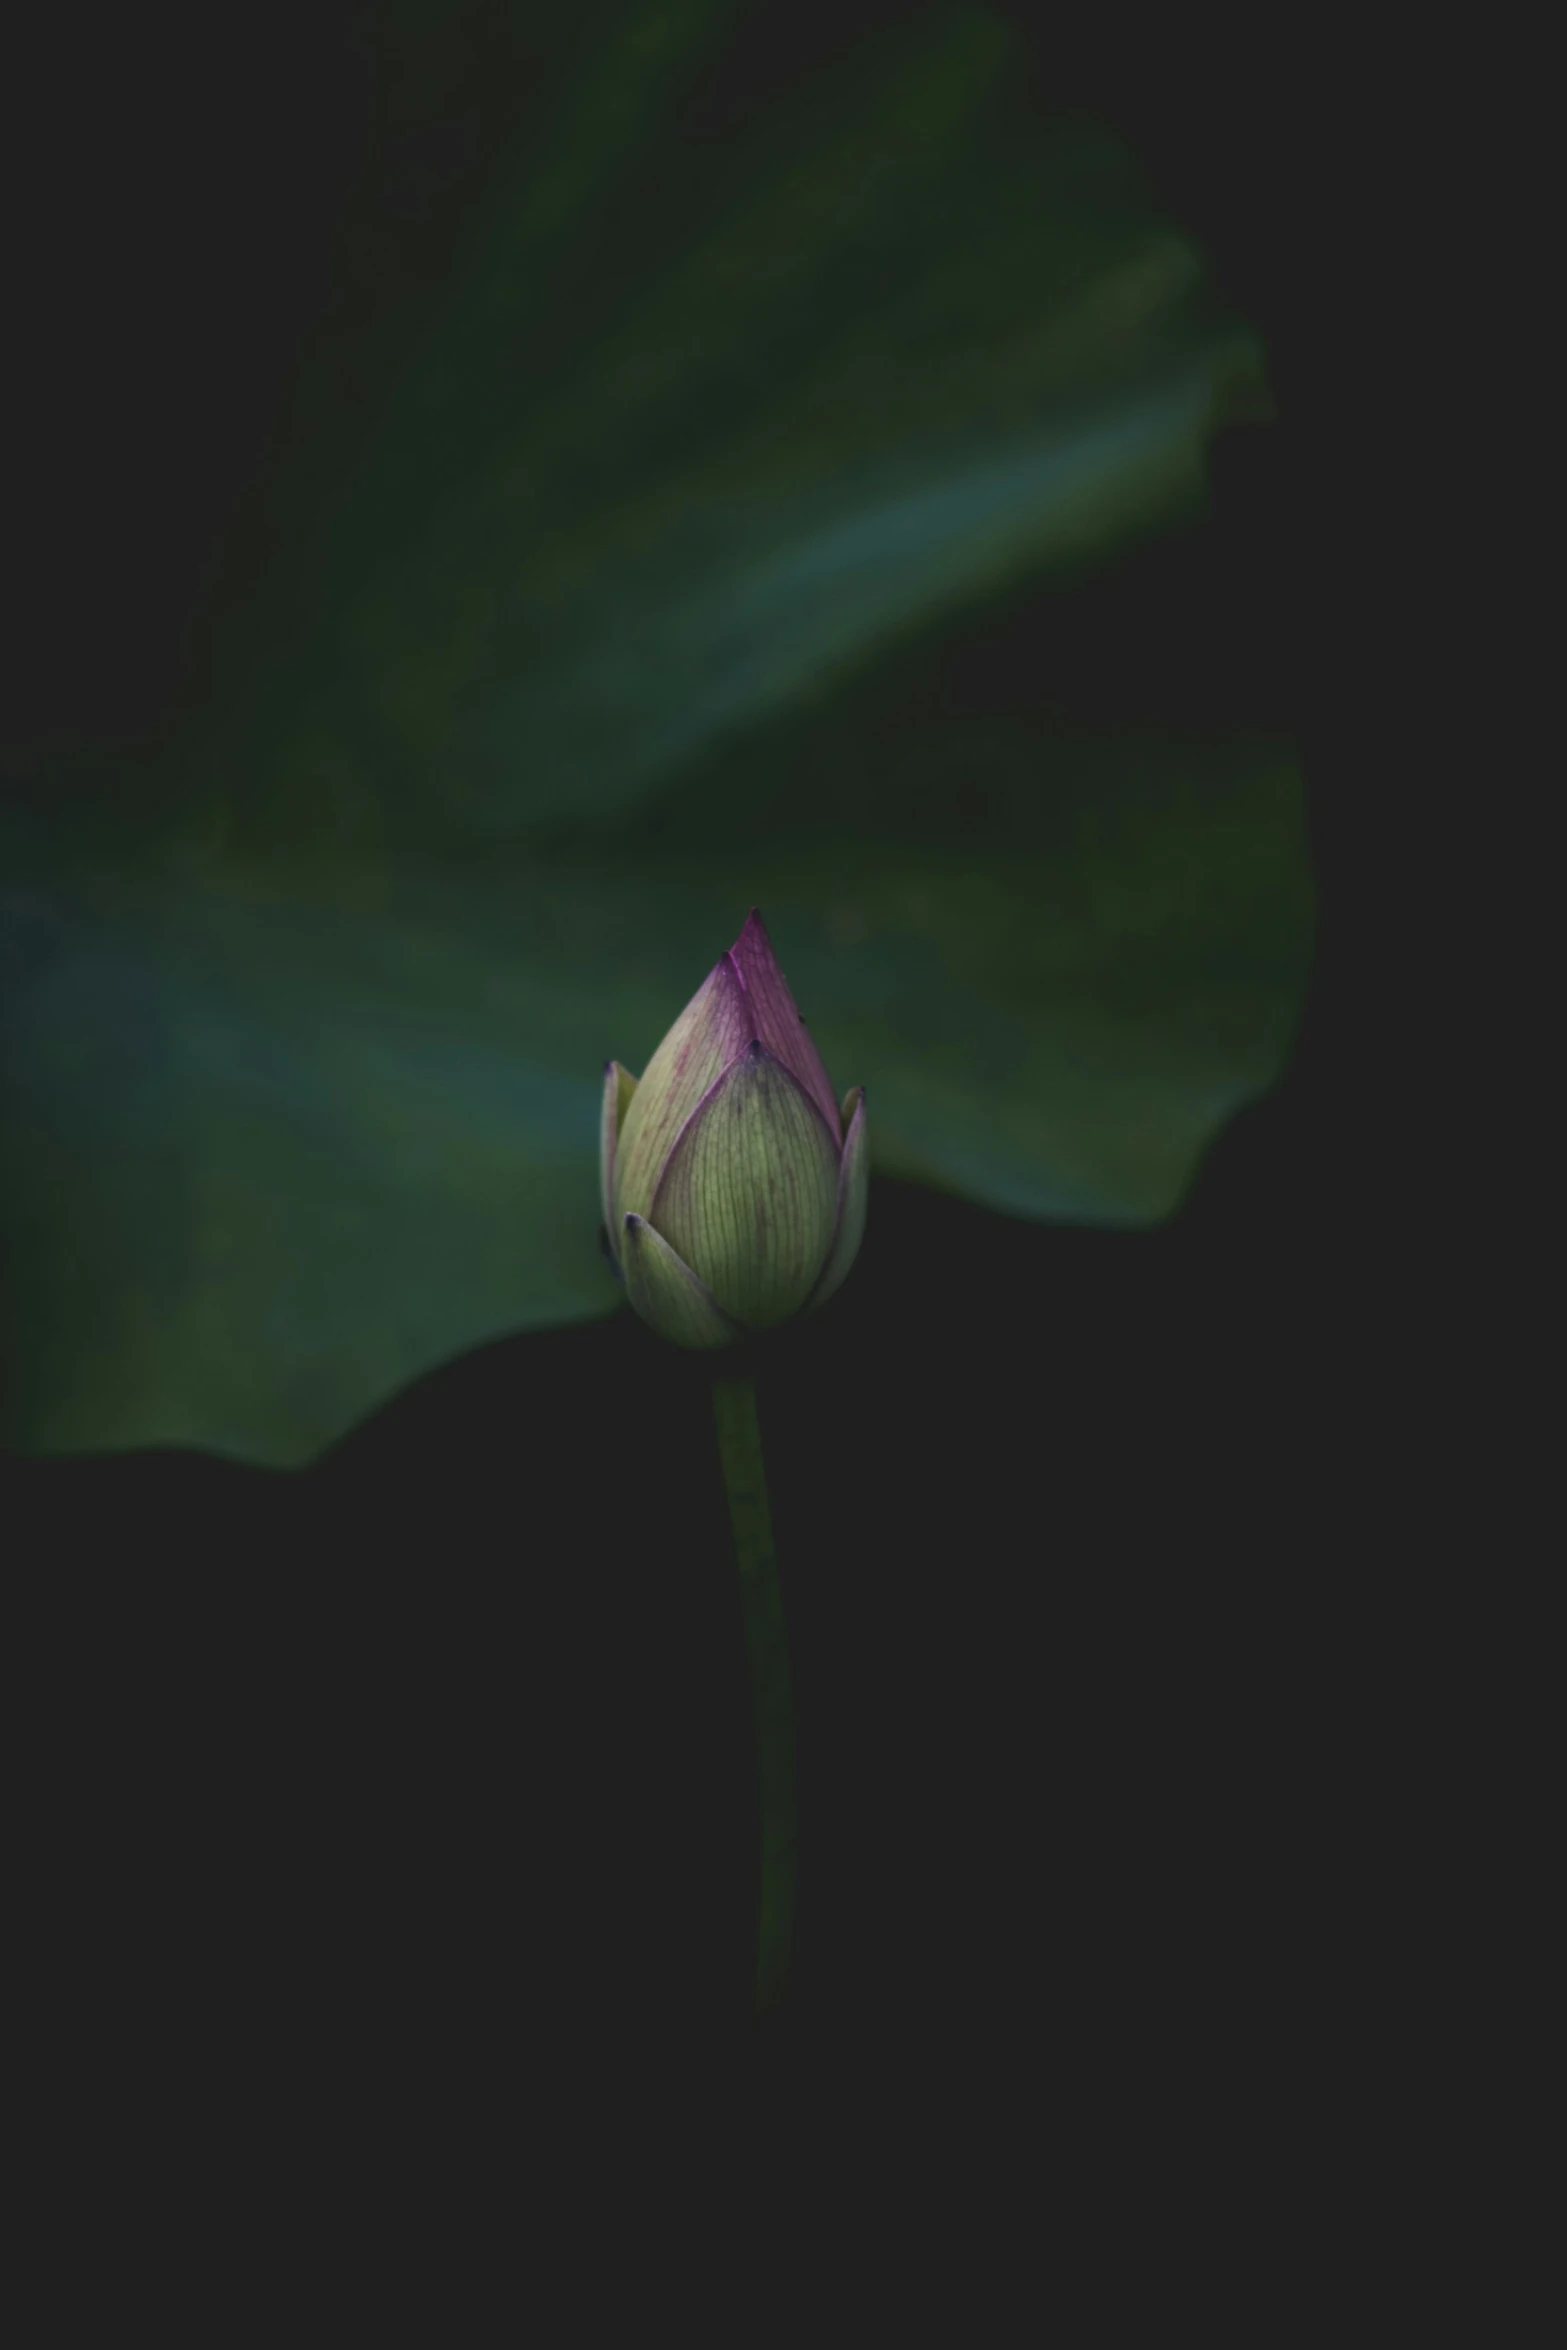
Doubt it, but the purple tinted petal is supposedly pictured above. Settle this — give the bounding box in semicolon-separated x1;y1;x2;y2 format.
724;908;842;1142
614;955;751;1224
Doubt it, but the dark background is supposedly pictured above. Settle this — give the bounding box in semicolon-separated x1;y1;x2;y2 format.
2;0;1453;2268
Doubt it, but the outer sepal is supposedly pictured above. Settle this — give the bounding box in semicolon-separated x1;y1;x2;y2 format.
600;1060;638;1271
621;1214;743;1350
803;1085;868;1315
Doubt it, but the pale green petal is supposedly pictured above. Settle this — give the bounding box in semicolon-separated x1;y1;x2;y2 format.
650;1042;840;1329
621;1214;742;1350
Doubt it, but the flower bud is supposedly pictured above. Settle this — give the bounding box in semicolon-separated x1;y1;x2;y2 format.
600;910;867;1347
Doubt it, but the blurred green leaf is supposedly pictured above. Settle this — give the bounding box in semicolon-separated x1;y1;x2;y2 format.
0;1;1310;1462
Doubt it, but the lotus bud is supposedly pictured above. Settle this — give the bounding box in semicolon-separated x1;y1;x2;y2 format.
600;910;867;1347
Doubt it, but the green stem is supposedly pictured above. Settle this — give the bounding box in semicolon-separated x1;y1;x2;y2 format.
712;1370;796;2019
